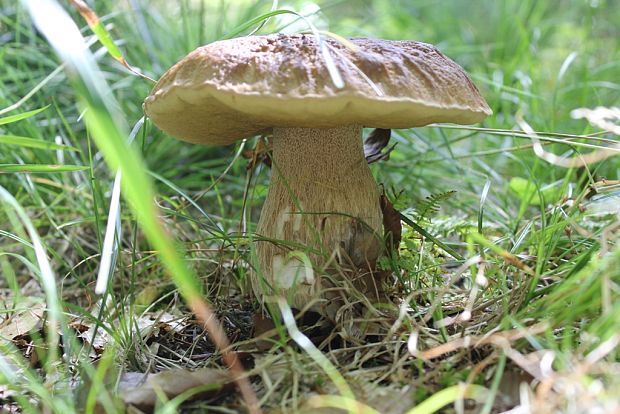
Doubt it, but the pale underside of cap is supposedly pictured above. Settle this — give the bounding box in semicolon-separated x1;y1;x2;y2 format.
144;34;492;145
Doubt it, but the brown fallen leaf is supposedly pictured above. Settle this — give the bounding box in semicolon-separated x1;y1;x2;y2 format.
0;298;45;343
244;137;272;170
380;193;402;258
252;312;277;352
120;367;234;411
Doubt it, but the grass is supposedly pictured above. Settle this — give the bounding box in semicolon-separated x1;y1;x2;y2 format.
1;0;619;413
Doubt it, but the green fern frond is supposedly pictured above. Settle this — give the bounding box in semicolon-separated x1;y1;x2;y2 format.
416;190;457;222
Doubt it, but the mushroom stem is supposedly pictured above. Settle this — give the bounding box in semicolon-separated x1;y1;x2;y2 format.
253;125;382;311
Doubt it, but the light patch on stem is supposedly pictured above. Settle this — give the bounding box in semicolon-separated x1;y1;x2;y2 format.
276;207;290;238
272;254;315;289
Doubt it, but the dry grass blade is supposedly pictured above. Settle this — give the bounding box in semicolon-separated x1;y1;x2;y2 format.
433;124;616;144
512;334;620;413
572;106;620;135
517;111;620;167
413;322;549;360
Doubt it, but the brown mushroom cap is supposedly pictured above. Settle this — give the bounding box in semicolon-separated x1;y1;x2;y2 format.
144;34;492;145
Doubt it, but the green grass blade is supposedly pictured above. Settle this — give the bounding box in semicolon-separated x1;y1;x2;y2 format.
399;213;465;261
0;135;78;151
90;21;124;61
406;384;488;414
22;0;202;300
0;186;68;367
20;6;262;409
0;164;89;173
222;10;297;39
0;106;49;125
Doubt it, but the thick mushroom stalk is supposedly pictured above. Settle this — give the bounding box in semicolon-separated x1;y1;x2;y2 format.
252;125;383;312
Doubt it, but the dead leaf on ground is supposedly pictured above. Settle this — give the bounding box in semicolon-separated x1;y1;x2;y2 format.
252;312;277;351
120;367;234;411
0;297;46;344
380;193;402;257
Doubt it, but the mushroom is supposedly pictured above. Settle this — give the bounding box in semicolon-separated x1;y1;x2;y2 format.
144;34;491;315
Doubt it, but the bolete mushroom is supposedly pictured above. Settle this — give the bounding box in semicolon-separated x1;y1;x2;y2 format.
144;34;491;314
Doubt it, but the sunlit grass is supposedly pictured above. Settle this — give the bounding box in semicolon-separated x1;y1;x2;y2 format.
0;0;618;412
